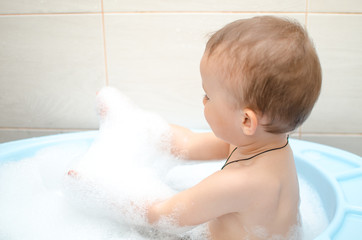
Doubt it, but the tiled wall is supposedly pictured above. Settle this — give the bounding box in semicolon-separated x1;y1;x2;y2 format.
0;0;361;156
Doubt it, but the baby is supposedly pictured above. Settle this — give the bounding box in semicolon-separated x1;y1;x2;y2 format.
68;16;321;240
146;16;321;239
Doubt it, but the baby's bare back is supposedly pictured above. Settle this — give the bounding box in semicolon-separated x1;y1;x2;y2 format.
208;147;300;240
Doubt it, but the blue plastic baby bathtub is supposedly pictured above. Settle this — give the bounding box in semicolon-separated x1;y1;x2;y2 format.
0;131;361;239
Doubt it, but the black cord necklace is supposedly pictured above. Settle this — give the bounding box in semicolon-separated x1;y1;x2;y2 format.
221;136;289;170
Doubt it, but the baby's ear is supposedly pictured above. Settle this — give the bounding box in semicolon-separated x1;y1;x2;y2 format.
240;108;258;136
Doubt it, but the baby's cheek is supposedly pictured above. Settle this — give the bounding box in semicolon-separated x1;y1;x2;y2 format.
203;108;212;125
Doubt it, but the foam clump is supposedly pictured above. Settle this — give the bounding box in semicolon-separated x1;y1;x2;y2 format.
64;86;210;238
299;177;329;240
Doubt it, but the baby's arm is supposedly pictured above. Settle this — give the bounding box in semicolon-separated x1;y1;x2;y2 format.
169;124;230;161
147;169;249;228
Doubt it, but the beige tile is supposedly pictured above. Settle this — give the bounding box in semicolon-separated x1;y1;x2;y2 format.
0;129;84;143
300;134;362;157
104;13;305;129
301;14;362;134
309;0;362;13
0;0;101;14
0;15;105;129
103;0;306;12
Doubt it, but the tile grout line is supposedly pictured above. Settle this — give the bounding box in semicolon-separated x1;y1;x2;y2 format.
0;127;96;132
0;127;361;136
101;0;109;86
0;12;101;16
305;0;309;28
1;11;362;17
84;11;362;15
299;0;309;140
299;133;362;136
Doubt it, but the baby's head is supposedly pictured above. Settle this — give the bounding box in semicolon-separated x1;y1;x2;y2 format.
202;16;321;134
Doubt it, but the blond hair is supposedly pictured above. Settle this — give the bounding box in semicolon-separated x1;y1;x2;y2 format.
205;16;322;134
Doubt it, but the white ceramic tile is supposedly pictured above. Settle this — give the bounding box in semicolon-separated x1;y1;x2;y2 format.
309;0;362;13
104;13;305;129
301;14;362;133
0;0;101;14
0;15;105;129
300;134;362;157
103;0;306;12
0;129;81;143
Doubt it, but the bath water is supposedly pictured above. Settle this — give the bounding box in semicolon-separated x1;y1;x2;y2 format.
0;87;328;239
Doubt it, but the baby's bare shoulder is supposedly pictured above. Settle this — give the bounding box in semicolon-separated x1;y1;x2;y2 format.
220;164;284;202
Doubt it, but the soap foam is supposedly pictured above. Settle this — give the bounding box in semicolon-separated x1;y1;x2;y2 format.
64;87;182;230
299;177;329;240
0;87;328;240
